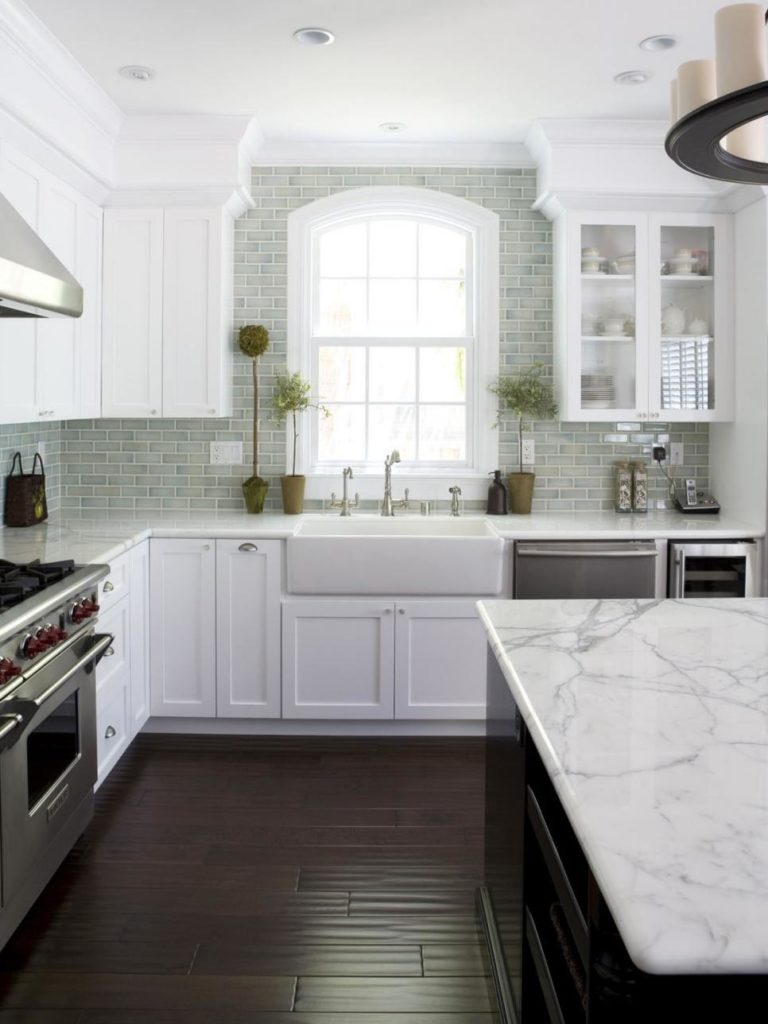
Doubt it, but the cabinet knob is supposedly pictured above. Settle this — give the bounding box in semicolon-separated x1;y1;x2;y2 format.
104;725;116;739
104;647;115;658
238;543;258;552
383;608;392;614
208;408;216;415
150;409;157;415
398;608;405;615
202;544;210;551
103;581;114;593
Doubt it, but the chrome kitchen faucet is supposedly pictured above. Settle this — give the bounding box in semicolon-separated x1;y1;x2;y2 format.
330;466;359;516
381;450;409;516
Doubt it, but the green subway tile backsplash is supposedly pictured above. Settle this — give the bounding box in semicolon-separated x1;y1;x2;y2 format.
1;167;708;518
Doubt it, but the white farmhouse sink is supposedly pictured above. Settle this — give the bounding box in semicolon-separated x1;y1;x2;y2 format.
287;516;504;595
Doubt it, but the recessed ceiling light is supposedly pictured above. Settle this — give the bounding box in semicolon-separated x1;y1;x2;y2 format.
292;27;335;46
639;35;678;52
118;65;155;81
379;122;407;134
614;69;651;85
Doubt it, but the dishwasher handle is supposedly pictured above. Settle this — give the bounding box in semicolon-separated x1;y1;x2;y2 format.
516;543;658;559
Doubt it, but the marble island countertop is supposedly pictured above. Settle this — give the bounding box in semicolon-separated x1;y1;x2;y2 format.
478;596;768;976
0;508;760;567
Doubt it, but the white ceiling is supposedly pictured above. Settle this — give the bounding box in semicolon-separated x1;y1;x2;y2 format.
24;0;734;142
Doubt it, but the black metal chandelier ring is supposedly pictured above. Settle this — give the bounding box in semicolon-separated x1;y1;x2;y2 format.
665;80;768;184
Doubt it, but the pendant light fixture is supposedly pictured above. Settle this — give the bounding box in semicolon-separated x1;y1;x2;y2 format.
666;4;768;183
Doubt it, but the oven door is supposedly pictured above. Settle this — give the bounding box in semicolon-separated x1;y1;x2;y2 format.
0;631;112;904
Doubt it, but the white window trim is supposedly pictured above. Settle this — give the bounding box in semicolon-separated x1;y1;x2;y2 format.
287;186;499;502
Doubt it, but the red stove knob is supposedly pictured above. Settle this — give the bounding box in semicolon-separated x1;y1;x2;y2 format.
81;599;100;615
0;657;21;683
70;602;88;623
37;626;62;647
21;634;46;659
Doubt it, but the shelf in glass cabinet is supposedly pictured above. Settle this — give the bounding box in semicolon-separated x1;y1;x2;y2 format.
660;275;713;286
581;335;635;342
581;274;634;281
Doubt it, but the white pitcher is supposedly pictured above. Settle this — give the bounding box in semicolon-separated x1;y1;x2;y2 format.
661;304;686;336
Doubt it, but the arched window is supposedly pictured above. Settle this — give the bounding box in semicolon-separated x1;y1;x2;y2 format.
288;187;499;495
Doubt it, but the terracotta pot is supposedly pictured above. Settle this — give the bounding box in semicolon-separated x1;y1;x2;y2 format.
281;475;305;515
507;472;535;515
242;475;268;514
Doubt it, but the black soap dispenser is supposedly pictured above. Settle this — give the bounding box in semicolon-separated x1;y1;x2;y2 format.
487;470;508;515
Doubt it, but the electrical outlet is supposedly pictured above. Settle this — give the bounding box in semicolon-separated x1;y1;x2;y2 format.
209;441;243;465
670;442;684;467
521;439;535;466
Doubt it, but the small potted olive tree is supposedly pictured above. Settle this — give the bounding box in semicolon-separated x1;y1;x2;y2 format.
274;371;327;514
489;363;558;514
238;324;270;514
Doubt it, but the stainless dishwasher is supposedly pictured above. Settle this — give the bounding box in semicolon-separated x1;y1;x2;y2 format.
514;541;659;599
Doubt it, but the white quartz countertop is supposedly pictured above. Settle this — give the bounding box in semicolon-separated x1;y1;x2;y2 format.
478;596;768;976
0;508;760;568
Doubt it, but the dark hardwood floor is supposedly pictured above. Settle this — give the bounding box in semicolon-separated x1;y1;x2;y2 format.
0;735;497;1022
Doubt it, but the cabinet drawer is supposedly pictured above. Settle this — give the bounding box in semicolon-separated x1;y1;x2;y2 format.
99;551;130;612
96;676;129;784
96;597;130;695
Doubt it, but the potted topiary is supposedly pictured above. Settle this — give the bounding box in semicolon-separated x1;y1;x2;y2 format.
238;324;270;514
489;363;558;514
273;371;327;514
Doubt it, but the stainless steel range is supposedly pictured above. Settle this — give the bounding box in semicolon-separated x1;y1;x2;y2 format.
0;558;111;949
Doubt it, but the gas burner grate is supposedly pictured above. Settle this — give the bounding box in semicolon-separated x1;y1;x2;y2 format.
0;560;76;611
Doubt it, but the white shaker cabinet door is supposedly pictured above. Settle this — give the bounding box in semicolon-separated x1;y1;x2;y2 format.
0;149;41;424
394;600;487;720
129;540;151;735
102;208;164;418
216;539;281;718
282;599;396;719
36;176;79;420
75;200;103;418
162;207;233;418
149;539;217;717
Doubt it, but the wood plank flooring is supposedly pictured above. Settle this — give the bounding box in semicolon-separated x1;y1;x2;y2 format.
0;736;497;1023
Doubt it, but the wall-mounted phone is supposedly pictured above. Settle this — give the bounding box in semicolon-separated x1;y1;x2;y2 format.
674;478;720;514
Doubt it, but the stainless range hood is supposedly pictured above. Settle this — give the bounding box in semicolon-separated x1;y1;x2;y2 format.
0;193;83;318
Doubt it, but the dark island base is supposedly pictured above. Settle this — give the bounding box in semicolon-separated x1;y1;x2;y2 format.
482;647;768;1023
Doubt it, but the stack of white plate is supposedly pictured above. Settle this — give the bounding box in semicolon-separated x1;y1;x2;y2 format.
581;374;616;408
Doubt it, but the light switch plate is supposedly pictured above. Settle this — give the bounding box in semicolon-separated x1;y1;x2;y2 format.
210;441;243;465
521;439;535;466
670;442;684;467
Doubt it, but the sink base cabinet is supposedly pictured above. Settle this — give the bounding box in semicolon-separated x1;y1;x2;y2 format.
282;598;487;720
149;539;281;719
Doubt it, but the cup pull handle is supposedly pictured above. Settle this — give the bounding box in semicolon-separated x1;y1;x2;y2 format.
239;543;258;552
104;725;116;739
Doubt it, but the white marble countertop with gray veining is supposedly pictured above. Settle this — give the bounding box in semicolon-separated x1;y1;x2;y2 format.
477;596;768;976
0;508;761;568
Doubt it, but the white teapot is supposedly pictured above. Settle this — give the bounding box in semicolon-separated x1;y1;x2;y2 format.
661;304;686;336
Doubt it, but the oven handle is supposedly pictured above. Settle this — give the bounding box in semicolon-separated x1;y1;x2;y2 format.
33;633;114;708
0;713;23;744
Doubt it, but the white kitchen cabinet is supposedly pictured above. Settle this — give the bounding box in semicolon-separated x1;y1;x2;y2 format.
282;599;396;719
95;595;131;786
282;597;487;720
555;210;733;423
149;539;217;717
0;144;103;424
101;208;164;419
129;541;151;735
394;600;487;720
216;539;281;718
102;206;233;419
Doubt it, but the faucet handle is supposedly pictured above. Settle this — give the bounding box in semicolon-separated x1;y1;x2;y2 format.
449;485;462;495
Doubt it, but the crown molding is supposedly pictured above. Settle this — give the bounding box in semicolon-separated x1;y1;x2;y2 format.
251;138;534;168
0;0;122;138
527;117;736;218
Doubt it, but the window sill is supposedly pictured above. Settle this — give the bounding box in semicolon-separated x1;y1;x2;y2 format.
302;469;498;503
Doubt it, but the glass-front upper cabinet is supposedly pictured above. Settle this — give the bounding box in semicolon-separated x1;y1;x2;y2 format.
557;212;649;421
555;211;733;423
649;213;733;422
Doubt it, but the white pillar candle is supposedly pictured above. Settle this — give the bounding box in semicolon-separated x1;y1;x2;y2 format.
670;78;679;123
677;60;717;118
715;2;768;160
